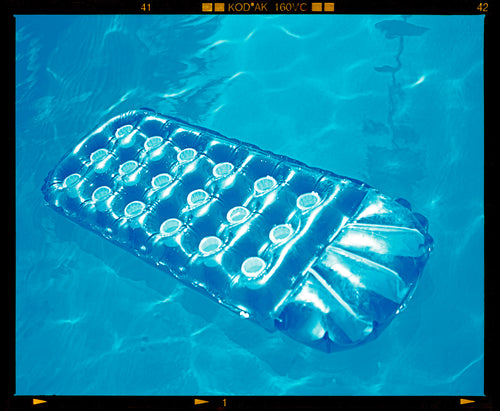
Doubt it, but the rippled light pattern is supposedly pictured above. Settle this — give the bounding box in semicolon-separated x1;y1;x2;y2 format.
42;109;433;352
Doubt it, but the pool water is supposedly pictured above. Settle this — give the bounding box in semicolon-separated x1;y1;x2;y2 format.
15;14;484;395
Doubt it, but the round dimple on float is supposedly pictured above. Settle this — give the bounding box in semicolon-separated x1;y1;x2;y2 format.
90;148;109;163
269;224;294;244
124;200;146;218
213;162;234;179
115;124;134;139
198;236;223;256
160;218;182;237
63;173;81;188
226;206;250;225
253;175;277;195
296;191;321;211
119;160;139;176
241;257;266;278
92;186;112;202
187;189;209;207
177;148;197;164
151;173;172;189
144;136;164;151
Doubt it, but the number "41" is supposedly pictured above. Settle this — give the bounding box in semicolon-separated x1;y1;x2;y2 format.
141;3;151;12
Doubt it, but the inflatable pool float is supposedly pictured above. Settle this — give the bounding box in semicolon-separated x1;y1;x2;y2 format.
42;108;433;352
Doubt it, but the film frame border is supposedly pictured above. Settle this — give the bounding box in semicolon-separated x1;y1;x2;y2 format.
5;0;492;410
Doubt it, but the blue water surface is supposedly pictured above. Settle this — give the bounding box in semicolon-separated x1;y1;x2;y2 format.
15;14;484;395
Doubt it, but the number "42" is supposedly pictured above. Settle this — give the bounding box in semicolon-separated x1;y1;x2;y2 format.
477;2;488;12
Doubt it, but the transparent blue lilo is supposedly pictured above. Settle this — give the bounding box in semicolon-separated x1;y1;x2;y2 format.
42;109;433;352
